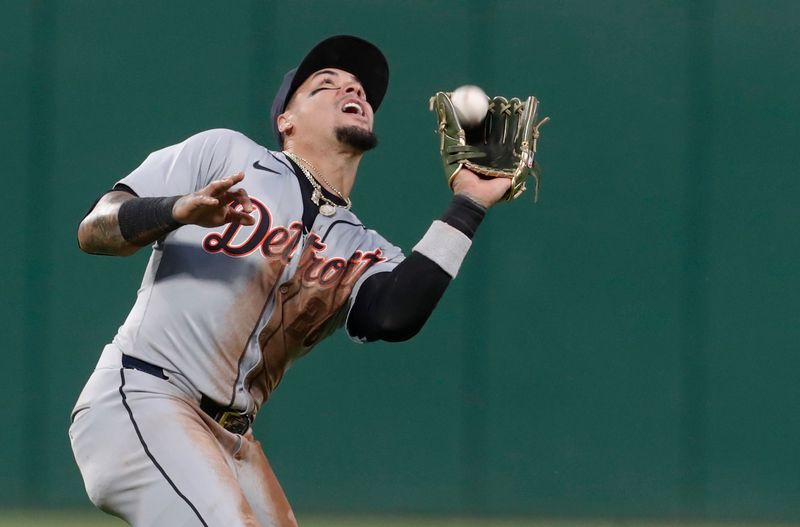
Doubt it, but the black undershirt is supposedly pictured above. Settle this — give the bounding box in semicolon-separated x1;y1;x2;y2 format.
282;156;348;232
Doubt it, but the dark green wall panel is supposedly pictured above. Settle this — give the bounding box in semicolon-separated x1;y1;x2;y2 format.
481;1;689;515
0;0;34;506
705;0;800;519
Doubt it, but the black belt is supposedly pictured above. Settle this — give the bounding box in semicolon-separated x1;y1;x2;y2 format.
121;354;252;435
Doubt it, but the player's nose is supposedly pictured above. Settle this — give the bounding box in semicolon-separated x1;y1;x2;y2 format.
343;81;366;100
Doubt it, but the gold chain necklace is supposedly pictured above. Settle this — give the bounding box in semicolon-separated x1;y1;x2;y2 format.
283;151;352;216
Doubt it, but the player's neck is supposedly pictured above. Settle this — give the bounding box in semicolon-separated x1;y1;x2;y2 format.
284;143;361;199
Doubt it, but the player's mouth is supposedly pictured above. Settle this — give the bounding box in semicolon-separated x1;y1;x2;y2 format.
340;99;366;117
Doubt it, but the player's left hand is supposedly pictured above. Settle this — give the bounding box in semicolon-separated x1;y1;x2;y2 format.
451;167;513;208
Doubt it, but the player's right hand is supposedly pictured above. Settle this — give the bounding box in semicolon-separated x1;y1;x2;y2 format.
172;172;256;227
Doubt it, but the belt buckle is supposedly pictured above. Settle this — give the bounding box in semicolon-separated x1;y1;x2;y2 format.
217;411;251;435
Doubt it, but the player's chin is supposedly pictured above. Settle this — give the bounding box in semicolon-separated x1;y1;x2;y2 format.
335;125;378;152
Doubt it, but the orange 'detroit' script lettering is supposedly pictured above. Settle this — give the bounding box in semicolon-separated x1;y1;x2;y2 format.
202;197;302;263
292;233;385;289
201;198;386;288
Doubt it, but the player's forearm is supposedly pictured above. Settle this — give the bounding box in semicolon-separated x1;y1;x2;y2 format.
78;191;141;255
78;191;182;255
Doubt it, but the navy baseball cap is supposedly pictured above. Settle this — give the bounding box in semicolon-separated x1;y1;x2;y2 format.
271;35;389;147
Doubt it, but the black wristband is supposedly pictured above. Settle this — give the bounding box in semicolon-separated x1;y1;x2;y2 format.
439;194;486;239
118;196;182;246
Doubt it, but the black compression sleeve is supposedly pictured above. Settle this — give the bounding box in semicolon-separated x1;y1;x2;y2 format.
117;196;183;246
346;195;486;342
347;253;450;342
439;194;486;238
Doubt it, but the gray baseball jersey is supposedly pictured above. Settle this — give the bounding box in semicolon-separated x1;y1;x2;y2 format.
70;129;405;526
110;128;403;413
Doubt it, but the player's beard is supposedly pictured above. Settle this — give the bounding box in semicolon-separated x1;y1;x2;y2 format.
335;126;378;152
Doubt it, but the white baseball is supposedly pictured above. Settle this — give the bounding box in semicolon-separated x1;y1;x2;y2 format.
451;85;489;126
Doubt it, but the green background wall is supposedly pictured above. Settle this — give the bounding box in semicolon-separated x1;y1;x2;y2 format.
2;0;799;521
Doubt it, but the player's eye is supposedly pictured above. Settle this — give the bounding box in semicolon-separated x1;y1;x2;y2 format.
309;79;337;96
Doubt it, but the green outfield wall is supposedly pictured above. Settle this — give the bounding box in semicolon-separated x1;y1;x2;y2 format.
2;0;799;520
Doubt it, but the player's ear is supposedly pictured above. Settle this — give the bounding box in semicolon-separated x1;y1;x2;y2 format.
277;113;293;135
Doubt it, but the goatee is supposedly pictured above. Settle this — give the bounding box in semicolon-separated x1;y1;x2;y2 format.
335;126;378;152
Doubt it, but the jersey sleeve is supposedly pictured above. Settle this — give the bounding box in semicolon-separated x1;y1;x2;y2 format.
353;238;404;291
116;129;247;197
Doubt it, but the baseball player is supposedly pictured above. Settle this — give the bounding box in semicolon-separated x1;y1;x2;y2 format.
69;35;514;526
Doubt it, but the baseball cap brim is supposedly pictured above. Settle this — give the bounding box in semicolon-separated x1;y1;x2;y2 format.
271;35;389;146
